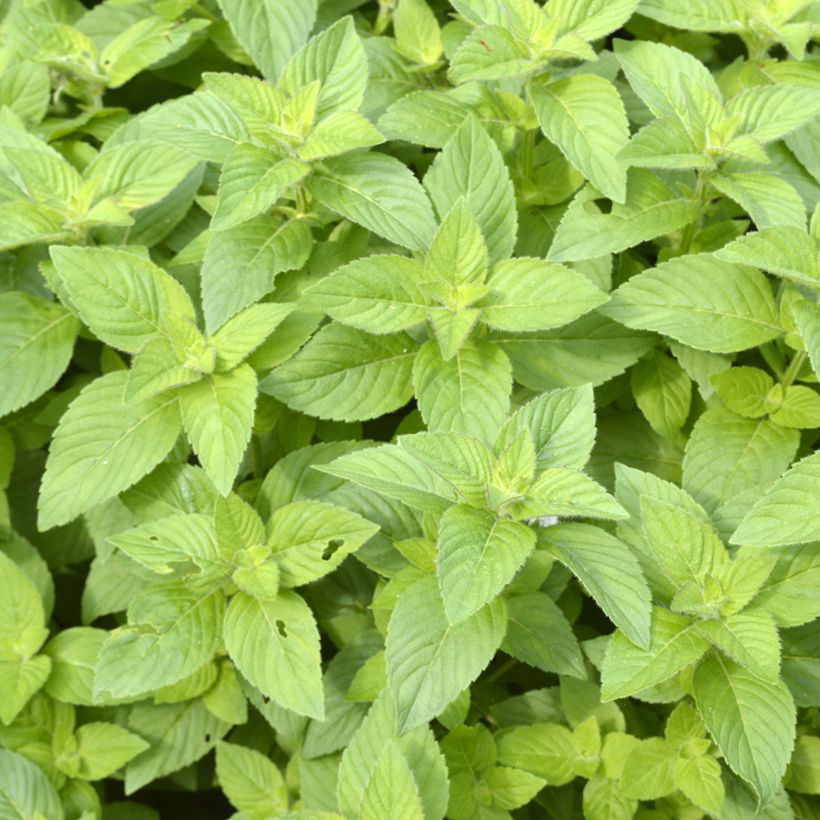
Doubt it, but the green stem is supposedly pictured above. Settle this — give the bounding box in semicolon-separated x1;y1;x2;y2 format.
781;351;807;390
484;656;518;685
679;172;711;255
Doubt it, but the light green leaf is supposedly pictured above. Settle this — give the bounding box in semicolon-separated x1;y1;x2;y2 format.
74;722;149;781
82;142;199;213
712;172;806;230
261;324;416;422
795;300;820;382
424;115;517;264
216;740;287;814
619;116;711;170
710;366;772;419
49;245;196;354
360;744;425;820
448;25;533;84
0;201;66;251
603;254;782;353
180;364;257;496
727;84;820;146
600;606;709;701
714;226;819;284
533;74;629;203
201;216;312;332
125;700;230;794
217;0;317;82
437;504;535;623
495;723;577;785
481;258;608;332
43;627;106;706
675;754;724;814
548;170;698;262
516;468;627;521
540;523;651;649
0;62;49;124
297;110;384;161
305;255;430;334
224;590;324;719
731;451;820;548
385;576;506;732
619;738;677;799
95;583;224;699
267;500;379;587
503;592;585;678
752;544;820;628
693;655;795;805
631;349;692;438
682;406;798;513
280;16;368;119
696;611;780;682
0;749;63;820
211;303;295;371
413;338;512;443
0;292;78;418
307;152;437;252
785;735;820;795
38;371;182;530
552;0;640;40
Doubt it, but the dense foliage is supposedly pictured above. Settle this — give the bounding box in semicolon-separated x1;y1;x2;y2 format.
1;0;820;817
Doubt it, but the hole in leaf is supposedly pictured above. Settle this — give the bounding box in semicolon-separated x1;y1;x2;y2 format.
204;734;211;743
592;198;613;214
275;619;287;638
149;535;159;542
322;539;344;561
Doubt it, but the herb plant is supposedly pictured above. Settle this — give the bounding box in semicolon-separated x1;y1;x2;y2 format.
1;0;820;817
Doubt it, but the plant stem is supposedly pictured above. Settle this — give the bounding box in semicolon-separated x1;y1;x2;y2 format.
484;656;518;685
781;351;808;390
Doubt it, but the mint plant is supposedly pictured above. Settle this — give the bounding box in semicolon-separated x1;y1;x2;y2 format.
1;0;820;817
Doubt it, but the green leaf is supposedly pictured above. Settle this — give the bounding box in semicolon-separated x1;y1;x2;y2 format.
81;142;199;213
710;366;772;419
305;255;430;334
74;722;149;781
437;504;535;623
280;16;368;119
224;590;324;719
0;292;78;418
448;25;533;84
0;201;66;251
267;500;379;587
795;300;820;382
601;606;709;700
516;469;627;521
261;324;417;422
49;246;196;354
496;723;577;785
0;749;63;820
201;216;312;332
180;364;258;496
307;152;437;252
727;85;820;146
210;303;295;371
503;592;585;678
619;117;711;170
712;172;806;230
424;115;517;264
217;0;317;82
0;62;49;124
548;170;698;262
385;576;506;732
481;258;608;332
532;74;629;203
360;744;425;820
413;338;512;443
215;740;287;814
682;406;798;513
42;627;106;706
619;738;677;799
696;611;781;682
675;754;724;814
540;523;651;649
731;451;820;548
693;654;795;805
38;371;182;530
552;0;640;40
714;226;819;284
630;349;692;438
785;735;820;795
95;584;224;699
603;254;782;354
125;700;230;794
752;544;820;628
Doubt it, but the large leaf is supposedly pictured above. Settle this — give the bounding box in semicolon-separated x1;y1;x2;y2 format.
539;523;651;649
224;590;324;719
731;452;820;548
386;576;507;732
693;655;795;805
532;74;629;203
261;323;417;421
217;0;317;82
603;255;782;353
38;371;182;530
0;292;78;418
0;749;63;820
